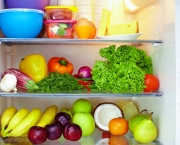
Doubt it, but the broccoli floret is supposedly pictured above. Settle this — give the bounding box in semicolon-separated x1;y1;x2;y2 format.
92;45;153;93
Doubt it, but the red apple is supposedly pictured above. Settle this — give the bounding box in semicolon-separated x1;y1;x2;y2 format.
55;112;71;127
45;122;63;140
28;126;47;144
63;123;82;141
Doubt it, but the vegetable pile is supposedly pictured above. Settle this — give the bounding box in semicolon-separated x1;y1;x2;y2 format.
0;47;159;93
32;72;81;93
91;45;153;93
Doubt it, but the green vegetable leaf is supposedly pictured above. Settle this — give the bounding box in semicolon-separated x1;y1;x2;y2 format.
29;72;81;93
57;29;66;36
92;45;153;93
59;23;68;29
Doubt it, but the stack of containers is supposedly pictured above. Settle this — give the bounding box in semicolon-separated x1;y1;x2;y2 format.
57;0;75;6
44;3;78;39
94;0;130;28
50;0;58;6
94;0;112;28
75;0;94;22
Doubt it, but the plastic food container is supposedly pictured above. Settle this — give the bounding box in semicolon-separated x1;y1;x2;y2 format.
0;9;44;38
44;6;78;20
44;20;77;38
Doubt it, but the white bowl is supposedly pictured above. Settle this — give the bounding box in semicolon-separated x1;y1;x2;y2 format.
57;0;75;6
94;14;101;22
75;13;93;21
76;0;93;6
94;0;112;6
94;5;111;14
94;22;100;29
77;5;93;14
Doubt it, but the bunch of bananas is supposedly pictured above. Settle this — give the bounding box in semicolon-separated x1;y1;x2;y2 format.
0;105;58;138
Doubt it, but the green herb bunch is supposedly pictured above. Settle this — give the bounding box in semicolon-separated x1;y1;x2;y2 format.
92;45;153;93
29;72;81;93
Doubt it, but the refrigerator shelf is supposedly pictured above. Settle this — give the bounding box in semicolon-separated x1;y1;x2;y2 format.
0;128;162;145
0;90;162;97
0;38;162;45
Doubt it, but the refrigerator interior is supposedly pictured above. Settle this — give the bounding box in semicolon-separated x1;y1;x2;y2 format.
0;0;179;144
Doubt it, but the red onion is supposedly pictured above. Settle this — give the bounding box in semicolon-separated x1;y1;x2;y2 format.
78;66;92;78
2;68;38;91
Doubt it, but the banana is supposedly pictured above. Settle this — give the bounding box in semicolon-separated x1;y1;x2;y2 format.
1;106;17;132
5;108;42;137
36;105;58;127
3;108;30;134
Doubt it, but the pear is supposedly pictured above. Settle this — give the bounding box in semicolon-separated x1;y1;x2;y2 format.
128;109;148;133
133;112;157;143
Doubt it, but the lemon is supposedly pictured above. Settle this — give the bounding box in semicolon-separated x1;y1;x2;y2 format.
117;101;139;121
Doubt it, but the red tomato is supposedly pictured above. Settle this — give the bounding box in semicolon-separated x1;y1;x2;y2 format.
144;74;159;92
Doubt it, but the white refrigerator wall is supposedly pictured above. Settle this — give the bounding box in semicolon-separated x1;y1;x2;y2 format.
133;0;177;144
0;0;179;144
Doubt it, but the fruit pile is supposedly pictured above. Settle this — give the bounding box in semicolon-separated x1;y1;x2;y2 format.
0;105;58;138
29;112;82;144
129;110;158;143
71;98;95;137
0;99;158;144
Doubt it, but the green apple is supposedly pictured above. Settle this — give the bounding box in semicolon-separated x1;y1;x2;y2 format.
60;107;73;118
72;112;95;136
72;98;93;115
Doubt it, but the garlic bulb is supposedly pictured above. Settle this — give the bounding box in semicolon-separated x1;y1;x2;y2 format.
0;74;17;92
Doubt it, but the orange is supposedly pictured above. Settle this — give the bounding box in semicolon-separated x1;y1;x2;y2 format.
108;118;128;136
75;25;92;39
108;135;129;145
75;25;96;39
89;27;96;39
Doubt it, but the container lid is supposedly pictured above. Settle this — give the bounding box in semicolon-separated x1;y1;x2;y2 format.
44;20;77;24
0;8;44;14
44;6;78;12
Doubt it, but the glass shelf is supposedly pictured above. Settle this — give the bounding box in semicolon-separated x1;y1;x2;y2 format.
0;38;162;98
0;128;162;145
0;38;162;45
0;90;162;97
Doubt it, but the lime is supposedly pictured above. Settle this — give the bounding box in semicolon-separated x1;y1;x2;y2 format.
117;101;139;121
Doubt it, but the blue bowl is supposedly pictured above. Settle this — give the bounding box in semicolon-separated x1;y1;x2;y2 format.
0;9;44;38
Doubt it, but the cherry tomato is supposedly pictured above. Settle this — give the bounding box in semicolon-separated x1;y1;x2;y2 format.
144;74;159;92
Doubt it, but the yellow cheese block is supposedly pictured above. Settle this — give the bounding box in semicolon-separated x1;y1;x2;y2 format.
107;21;139;36
97;9;111;36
